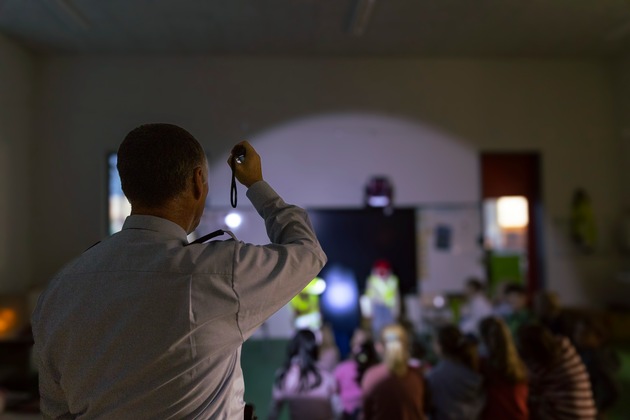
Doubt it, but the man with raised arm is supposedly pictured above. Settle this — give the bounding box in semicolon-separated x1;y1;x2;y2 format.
32;123;327;419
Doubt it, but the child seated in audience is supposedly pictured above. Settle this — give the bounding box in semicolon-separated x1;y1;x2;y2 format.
426;324;485;420
573;317;621;418
492;281;514;318
518;323;597;420
269;329;342;420
334;329;379;420
361;324;428;420
478;316;528;420
532;290;572;338
503;284;532;336
459;278;493;338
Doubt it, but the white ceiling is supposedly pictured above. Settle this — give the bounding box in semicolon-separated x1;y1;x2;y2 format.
1;0;630;57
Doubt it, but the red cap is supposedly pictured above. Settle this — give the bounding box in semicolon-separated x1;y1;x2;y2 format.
373;259;391;270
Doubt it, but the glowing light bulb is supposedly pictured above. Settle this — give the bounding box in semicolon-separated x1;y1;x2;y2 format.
497;196;528;229
224;212;242;229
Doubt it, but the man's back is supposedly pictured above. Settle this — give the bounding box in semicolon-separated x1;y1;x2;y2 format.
34;216;245;418
33;181;327;419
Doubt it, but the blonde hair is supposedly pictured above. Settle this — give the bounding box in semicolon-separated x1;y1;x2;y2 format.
381;324;409;377
479;317;527;383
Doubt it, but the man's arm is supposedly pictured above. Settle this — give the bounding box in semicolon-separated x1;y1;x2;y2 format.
233;180;326;339
227;141;327;339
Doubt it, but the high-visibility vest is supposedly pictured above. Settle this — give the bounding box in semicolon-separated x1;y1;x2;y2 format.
290;277;324;315
290;293;319;315
366;274;398;309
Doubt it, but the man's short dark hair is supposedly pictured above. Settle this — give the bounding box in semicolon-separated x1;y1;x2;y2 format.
117;123;206;208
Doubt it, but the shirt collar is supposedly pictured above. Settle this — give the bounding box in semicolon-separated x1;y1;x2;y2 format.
122;215;189;243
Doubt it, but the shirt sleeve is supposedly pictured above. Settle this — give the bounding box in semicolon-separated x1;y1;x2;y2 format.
232;181;327;340
33;337;73;419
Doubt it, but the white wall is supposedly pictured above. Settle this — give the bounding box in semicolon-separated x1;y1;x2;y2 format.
32;56;625;307
0;35;35;293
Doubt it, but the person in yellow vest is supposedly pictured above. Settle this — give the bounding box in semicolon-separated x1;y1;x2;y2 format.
362;260;400;338
290;277;326;333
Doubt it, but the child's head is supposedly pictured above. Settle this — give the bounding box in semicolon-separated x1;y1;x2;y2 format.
435;324;479;372
517;323;560;368
372;259;392;279
353;339;379;383
479;316;527;383
379;324;410;377
465;278;484;298
532;290;560;320
350;328;370;355
287;329;319;361
505;284;528;312
573;317;606;349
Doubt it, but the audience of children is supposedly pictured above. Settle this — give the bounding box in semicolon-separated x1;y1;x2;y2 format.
268;281;626;420
426;324;485;420
268;329;342;420
361;324;428;420
478;316;529;420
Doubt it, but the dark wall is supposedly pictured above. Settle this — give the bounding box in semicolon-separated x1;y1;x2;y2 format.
308;208;417;295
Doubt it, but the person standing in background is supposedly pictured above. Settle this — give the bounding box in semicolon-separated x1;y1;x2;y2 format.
503;284;532;336
363;260;400;338
459;278;493;337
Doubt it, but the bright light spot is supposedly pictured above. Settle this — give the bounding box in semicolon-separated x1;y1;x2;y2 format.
326;281;357;312
310;278;327;295
497;196;528;229
433;295;445;308
224;212;242;229
0;308;17;334
367;196;390;208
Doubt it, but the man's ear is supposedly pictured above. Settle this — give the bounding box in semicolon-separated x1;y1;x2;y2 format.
192;167;205;200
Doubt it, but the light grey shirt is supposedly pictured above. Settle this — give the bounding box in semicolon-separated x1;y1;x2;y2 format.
32;181;327;419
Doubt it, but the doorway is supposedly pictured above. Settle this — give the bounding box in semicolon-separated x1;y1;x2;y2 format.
480;152;544;296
